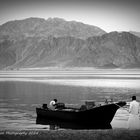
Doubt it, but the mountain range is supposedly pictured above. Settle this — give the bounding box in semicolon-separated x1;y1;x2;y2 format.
0;17;140;70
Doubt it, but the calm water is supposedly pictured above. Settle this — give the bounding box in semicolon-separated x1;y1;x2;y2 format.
0;70;140;130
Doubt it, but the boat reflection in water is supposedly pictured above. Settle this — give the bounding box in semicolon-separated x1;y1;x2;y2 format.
36;101;126;130
36;117;112;130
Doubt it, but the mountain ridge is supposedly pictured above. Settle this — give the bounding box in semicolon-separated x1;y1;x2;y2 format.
0;17;106;40
0;18;140;70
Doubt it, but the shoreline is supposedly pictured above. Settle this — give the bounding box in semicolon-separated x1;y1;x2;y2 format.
0;129;140;140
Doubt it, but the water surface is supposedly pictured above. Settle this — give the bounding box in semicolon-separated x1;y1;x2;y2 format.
0;70;140;130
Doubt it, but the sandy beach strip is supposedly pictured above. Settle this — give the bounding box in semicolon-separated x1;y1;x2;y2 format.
0;129;140;140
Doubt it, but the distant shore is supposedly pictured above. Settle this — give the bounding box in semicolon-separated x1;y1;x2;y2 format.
0;129;140;140
2;67;140;71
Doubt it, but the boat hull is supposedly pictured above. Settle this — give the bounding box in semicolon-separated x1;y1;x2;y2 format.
36;117;112;129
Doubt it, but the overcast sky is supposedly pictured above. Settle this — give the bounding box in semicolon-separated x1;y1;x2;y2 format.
0;0;140;32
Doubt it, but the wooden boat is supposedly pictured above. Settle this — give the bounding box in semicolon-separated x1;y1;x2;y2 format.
36;101;126;127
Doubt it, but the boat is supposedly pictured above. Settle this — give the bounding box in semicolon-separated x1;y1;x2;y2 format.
36;101;126;128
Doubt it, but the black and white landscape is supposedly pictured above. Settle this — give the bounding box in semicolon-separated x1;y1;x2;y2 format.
0;0;140;132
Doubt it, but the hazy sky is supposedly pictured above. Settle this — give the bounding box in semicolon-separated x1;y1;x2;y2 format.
0;0;140;32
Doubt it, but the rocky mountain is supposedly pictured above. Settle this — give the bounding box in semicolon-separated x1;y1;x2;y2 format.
0;18;140;69
0;17;106;40
130;31;140;38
